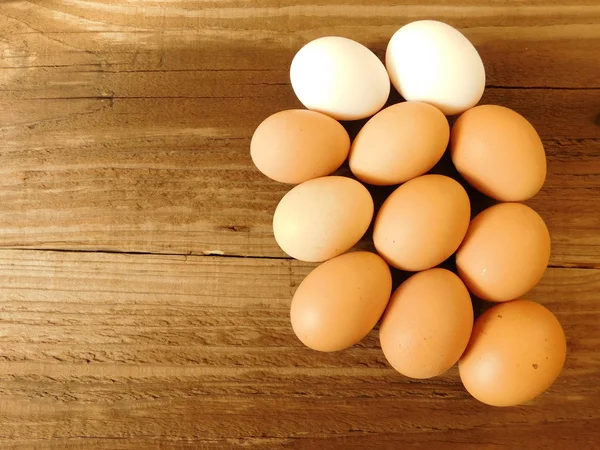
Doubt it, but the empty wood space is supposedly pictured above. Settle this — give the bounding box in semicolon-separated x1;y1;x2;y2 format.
0;1;599;449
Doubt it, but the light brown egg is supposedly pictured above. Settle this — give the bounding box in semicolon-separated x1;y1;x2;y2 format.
456;203;550;302
373;174;470;271
450;105;547;201
459;300;566;407
349;102;449;186
273;176;373;262
251;109;350;184
379;268;473;378
291;251;392;352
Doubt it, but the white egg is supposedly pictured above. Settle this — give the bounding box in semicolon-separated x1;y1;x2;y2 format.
290;36;390;121
386;20;485;116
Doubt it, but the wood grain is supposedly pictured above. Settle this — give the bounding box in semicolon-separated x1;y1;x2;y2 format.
0;249;598;449
0;1;599;266
0;0;599;448
2;90;599;265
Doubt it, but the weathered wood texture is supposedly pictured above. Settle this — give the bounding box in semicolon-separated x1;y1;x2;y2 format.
0;250;599;449
0;1;599;265
0;0;599;448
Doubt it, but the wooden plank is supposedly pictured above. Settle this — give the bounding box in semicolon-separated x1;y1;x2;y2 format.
1;2;599;267
0;3;599;89
1;1;599;267
0;89;598;266
0;249;597;448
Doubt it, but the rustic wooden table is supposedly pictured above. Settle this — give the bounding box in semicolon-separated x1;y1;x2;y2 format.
0;1;599;449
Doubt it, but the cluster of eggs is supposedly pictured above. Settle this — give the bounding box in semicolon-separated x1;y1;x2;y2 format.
250;20;566;407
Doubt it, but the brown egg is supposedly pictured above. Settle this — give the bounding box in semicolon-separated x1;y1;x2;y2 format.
251;109;350;184
273;176;373;262
373;174;470;271
450;105;546;201
379;268;473;378
456;203;550;302
291;251;392;352
459;300;566;407
349;102;449;185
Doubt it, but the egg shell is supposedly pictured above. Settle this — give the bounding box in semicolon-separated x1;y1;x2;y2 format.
459;300;566;407
349;102;449;186
456;202;551;302
373;174;471;271
291;251;392;352
273;176;373;262
379;268;474;379
386;20;485;116
450;105;547;202
290;36;390;121
250;109;350;184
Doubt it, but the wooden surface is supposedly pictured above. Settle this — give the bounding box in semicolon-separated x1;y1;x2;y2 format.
0;1;599;448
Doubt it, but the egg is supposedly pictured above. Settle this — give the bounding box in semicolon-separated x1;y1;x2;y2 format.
450;105;547;201
373;174;470;271
290;36;390;120
459;300;566;407
250;109;350;184
386;20;485;115
379;268;473;378
456;203;551;302
291;251;392;352
273;176;373;262
349;102;449;185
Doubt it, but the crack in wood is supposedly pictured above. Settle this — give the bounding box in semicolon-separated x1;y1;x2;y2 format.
0;247;596;270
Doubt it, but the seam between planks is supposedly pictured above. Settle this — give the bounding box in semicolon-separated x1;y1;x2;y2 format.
0;247;598;270
0;246;292;261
